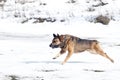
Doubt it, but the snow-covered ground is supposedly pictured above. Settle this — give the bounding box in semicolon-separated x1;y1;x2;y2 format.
0;0;120;80
0;22;120;80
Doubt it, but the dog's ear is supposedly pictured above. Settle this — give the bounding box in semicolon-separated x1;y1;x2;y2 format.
53;33;60;37
59;35;64;42
57;34;60;37
53;34;57;37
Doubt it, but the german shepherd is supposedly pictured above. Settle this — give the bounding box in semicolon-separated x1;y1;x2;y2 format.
49;34;114;65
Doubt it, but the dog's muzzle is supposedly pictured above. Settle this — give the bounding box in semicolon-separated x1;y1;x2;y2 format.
49;44;59;48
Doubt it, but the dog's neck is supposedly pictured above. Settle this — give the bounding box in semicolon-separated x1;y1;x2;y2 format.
60;35;70;49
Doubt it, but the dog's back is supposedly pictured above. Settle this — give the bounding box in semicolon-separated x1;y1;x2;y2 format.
64;34;98;53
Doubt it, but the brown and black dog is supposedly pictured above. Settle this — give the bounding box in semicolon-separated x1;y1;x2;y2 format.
49;34;114;65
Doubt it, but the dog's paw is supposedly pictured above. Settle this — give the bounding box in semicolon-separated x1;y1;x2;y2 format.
111;59;114;63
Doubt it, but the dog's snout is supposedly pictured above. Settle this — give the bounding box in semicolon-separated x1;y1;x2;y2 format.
49;44;52;47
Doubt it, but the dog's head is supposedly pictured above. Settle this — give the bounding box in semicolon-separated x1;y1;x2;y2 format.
49;34;64;49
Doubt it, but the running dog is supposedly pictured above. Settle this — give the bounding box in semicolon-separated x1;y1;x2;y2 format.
49;34;114;65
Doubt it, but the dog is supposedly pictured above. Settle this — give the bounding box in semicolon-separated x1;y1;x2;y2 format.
49;34;114;65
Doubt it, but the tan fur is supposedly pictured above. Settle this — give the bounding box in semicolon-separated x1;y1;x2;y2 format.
50;34;114;65
62;40;114;65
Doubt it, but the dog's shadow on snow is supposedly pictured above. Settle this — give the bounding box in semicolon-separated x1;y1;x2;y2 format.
23;61;96;64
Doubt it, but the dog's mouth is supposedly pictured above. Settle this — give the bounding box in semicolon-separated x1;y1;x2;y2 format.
50;44;59;49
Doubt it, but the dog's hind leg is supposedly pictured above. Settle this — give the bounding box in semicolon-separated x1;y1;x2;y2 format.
94;44;114;63
100;52;114;63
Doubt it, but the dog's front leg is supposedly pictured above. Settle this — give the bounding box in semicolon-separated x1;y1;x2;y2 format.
53;49;66;59
61;52;73;65
53;53;61;59
61;47;73;65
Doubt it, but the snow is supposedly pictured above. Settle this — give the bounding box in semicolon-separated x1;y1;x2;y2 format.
0;22;120;80
0;0;120;80
1;0;120;23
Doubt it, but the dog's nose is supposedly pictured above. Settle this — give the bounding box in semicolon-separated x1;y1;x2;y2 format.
49;44;52;47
